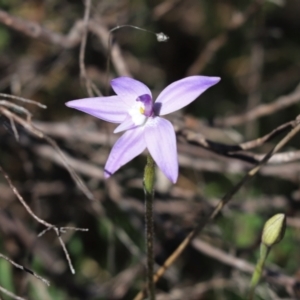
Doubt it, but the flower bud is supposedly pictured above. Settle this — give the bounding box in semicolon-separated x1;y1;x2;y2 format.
156;32;169;42
262;214;286;247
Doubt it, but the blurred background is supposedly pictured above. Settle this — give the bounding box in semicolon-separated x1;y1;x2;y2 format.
0;0;300;299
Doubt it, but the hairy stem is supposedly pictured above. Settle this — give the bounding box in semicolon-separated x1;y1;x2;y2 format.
248;244;270;299
143;155;156;300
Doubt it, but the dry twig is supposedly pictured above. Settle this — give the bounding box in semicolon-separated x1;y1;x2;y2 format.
0;253;49;286
186;0;263;75
0;164;88;275
215;83;300;127
33;118;300;183
79;0;94;97
0;9;83;48
179;118;298;165
0;93;47;108
192;239;295;291
0;9;129;78
0;285;26;300
0;106;94;199
134;116;300;300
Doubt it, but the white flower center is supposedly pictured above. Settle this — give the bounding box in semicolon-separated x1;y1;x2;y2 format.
128;101;147;126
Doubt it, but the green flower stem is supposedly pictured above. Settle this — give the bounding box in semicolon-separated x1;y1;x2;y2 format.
143;154;156;300
248;244;270;300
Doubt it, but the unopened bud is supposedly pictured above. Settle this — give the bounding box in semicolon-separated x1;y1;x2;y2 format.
262;214;286;247
156;32;169;42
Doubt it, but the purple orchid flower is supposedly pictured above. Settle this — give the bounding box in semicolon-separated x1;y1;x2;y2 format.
66;76;220;183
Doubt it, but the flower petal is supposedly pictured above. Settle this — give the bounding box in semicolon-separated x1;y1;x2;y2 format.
111;77;152;106
154;76;220;116
144;117;178;183
66;96;128;123
104;127;146;178
114;114;141;133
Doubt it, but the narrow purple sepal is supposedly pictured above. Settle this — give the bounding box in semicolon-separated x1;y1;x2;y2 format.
155;76;220;116
66;95;128;123
104;127;146;178
144;117;178;183
111;77;152;107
